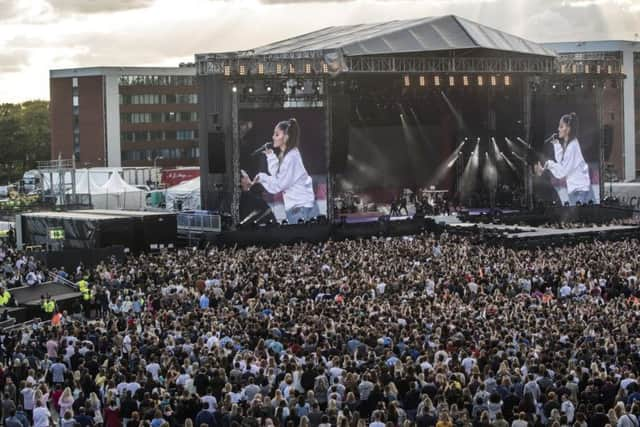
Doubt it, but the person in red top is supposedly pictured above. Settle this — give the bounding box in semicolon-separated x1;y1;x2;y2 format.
50;384;63;413
103;400;121;427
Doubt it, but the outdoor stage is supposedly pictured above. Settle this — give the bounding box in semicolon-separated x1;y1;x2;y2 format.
195;14;624;233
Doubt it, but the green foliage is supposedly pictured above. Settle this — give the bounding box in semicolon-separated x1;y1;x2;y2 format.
0;101;50;183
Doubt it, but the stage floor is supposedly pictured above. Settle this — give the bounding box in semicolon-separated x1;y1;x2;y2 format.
445;219;638;239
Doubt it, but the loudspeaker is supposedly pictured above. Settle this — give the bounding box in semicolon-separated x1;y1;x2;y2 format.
208;132;226;173
603;125;613;161
331;94;350;173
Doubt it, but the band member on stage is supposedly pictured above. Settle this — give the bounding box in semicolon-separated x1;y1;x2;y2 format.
534;112;591;206
252;118;318;223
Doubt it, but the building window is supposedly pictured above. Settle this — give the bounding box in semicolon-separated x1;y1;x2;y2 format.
72;96;79;107
72;77;78;88
119;75;195;87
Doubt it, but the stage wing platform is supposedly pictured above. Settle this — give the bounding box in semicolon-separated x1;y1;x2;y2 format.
446;220;640;248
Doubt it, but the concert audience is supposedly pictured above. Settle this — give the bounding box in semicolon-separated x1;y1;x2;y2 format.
1;233;640;427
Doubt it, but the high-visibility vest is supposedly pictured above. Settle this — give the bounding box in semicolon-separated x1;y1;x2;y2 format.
77;280;88;293
0;291;11;306
82;290;92;301
43;300;55;313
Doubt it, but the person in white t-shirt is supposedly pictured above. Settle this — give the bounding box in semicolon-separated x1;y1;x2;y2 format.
251;118;318;224
32;400;51;427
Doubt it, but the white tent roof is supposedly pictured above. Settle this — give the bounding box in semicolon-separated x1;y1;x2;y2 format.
74;172;104;194
166;176;200;195
102;172;145;195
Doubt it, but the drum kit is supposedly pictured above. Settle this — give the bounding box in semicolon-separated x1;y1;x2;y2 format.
334;191;367;213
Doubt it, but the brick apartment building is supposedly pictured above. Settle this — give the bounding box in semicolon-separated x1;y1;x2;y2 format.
49;65;199;168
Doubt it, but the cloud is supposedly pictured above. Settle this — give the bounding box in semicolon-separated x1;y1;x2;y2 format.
0;0;19;21
0;49;29;73
46;0;155;15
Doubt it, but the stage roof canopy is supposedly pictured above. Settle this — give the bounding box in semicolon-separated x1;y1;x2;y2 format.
196;15;557;76
198;15;555;59
250;15;555;58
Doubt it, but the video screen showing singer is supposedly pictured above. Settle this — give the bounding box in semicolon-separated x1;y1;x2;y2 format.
248;118;318;224
534;112;591;206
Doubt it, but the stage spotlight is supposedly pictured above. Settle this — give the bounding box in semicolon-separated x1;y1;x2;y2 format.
463;75;469;86
403;75;411;87
580;82;585;89
504;75;511;86
312;80;321;94
592;81;597;89
419;75;426;87
264;81;273;93
322;63;329;73
552;83;557;89
239;65;247;76
224;65;231;76
491;76;497;86
289;63;295;74
258;63;265;75
305;63;312;74
280;80;288;93
296;78;305;90
434;76;440;86
477;75;484;86
276;64;283;74
231;85;237;93
449;76;455;87
244;85;254;95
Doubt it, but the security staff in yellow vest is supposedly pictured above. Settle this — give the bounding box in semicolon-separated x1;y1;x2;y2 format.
0;287;11;307
77;279;88;294
41;296;55;315
81;288;93;301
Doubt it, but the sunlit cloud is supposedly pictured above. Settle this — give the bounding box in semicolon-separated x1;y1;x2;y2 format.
0;0;639;102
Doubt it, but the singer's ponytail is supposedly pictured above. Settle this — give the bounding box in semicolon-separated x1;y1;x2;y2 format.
560;112;579;141
276;118;301;158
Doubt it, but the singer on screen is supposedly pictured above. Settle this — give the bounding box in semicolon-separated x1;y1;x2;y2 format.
251;118;317;223
534;112;591;206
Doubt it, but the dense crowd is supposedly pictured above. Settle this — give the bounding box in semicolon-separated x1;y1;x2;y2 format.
1;232;640;427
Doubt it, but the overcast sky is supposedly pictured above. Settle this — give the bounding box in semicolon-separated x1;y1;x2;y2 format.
1;0;639;103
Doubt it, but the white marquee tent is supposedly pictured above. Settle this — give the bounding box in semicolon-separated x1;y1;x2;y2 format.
74;172;146;210
165;177;200;211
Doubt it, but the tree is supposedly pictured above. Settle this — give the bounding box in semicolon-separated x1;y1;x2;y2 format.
0;101;50;183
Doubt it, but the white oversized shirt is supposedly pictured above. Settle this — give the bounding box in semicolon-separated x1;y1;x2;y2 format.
544;138;590;194
257;148;315;211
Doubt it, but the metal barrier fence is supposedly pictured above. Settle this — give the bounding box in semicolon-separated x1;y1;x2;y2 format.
177;212;221;233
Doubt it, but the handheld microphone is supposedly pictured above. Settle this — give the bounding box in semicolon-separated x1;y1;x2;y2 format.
544;133;558;144
251;142;273;156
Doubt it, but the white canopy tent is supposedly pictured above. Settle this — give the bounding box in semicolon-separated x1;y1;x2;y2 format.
73;172;146;210
165;177;200;211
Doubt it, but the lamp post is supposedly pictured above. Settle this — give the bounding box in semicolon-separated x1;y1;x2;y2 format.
153;156;164;188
